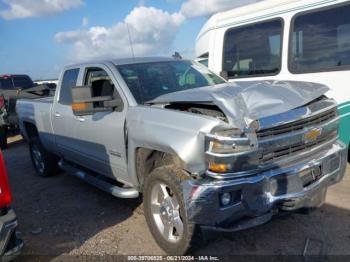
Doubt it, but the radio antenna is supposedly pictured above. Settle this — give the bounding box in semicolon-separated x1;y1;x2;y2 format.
126;23;135;60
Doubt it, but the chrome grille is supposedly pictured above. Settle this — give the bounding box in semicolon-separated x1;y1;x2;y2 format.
257;108;337;139
260;132;337;164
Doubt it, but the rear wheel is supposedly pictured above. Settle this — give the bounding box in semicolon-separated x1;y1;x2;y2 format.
29;137;59;177
143;166;199;254
0;126;7;150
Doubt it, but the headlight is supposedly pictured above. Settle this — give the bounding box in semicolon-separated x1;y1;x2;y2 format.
214;129;242;137
207;129;251;155
209;140;252;154
206;129;257;174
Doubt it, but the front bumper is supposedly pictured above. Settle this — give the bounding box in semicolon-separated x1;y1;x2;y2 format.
183;141;347;231
0;209;23;261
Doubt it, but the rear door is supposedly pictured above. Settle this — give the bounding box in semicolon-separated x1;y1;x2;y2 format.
52;68;83;162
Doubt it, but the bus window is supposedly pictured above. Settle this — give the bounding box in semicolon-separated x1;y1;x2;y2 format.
290;3;350;73
222;19;282;79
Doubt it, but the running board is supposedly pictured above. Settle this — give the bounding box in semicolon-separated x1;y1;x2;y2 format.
58;160;139;198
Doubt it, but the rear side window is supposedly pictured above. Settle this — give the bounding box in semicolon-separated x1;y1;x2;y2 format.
13;76;33;89
222;19;282;78
290;3;350;73
59;69;79;105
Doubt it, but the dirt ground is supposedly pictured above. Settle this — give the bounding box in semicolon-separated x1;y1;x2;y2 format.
4;135;350;259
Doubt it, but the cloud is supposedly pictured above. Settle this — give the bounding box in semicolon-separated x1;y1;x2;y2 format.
180;0;261;18
55;1;263;62
55;6;185;61
0;0;83;20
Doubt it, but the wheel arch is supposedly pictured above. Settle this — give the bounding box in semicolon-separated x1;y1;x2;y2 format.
22;121;39;141
134;147;188;191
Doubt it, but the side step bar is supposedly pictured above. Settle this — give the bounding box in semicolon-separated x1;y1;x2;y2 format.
58;160;139;198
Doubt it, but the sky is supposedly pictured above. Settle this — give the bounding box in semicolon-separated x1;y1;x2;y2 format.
0;0;260;80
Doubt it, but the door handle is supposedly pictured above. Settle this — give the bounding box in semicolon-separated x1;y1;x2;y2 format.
76;116;85;122
55;112;61;117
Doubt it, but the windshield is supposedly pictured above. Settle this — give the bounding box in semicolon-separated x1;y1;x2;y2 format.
117;60;225;104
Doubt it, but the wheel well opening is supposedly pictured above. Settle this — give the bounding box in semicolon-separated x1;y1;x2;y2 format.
135;148;184;189
24;122;38;140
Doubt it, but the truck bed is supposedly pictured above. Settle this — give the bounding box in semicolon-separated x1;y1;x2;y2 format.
16;96;55;148
2;85;55;126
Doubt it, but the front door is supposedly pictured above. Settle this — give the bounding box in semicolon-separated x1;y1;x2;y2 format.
72;65;128;182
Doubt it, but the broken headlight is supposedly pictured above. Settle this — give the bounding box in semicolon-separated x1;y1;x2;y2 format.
206;129;257;174
207;129;252;155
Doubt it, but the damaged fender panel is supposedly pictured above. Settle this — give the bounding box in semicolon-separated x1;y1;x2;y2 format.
126;106;229;187
149;80;329;128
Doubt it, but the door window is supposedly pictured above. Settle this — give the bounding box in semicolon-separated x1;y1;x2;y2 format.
13;76;33;89
59;69;79;105
84;68;123;111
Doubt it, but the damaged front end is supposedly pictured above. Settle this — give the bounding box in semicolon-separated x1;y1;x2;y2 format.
144;80;347;232
182;95;346;231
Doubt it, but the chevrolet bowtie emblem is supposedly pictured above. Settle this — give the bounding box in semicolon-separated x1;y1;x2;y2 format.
304;128;322;143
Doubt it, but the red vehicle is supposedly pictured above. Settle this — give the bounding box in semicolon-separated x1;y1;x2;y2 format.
0;150;23;260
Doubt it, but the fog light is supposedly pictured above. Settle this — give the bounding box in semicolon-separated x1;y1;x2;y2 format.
220;192;232;206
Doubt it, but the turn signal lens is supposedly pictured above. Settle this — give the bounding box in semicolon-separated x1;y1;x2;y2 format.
72;102;87;110
208;163;230;173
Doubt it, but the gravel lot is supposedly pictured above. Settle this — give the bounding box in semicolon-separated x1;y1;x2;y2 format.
4;135;350;259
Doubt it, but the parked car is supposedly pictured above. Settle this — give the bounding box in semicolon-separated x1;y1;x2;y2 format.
17;57;347;254
195;0;350;159
0;74;54;149
0;150;23;260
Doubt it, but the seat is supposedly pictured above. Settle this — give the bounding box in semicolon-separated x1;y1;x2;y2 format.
91;79;114;97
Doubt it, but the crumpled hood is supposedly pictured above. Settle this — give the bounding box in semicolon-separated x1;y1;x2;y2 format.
148;80;329;129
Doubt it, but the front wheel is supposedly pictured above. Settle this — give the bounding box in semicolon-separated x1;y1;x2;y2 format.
143;166;199;254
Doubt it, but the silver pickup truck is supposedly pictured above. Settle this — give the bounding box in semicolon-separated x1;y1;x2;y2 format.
17;57;347;254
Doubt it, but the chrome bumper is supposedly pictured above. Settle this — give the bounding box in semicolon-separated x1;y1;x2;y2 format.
183;140;347;231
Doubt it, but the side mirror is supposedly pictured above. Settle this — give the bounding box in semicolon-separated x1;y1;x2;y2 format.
71;85;122;116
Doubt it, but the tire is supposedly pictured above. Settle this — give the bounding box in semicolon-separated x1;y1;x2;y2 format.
29;137;59;177
0;126;7;150
143;166;200;254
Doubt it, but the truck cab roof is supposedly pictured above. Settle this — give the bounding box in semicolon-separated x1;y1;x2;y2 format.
0;74;34;90
64;57;176;69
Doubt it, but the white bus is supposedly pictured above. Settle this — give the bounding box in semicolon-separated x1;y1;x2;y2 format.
196;0;350;152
